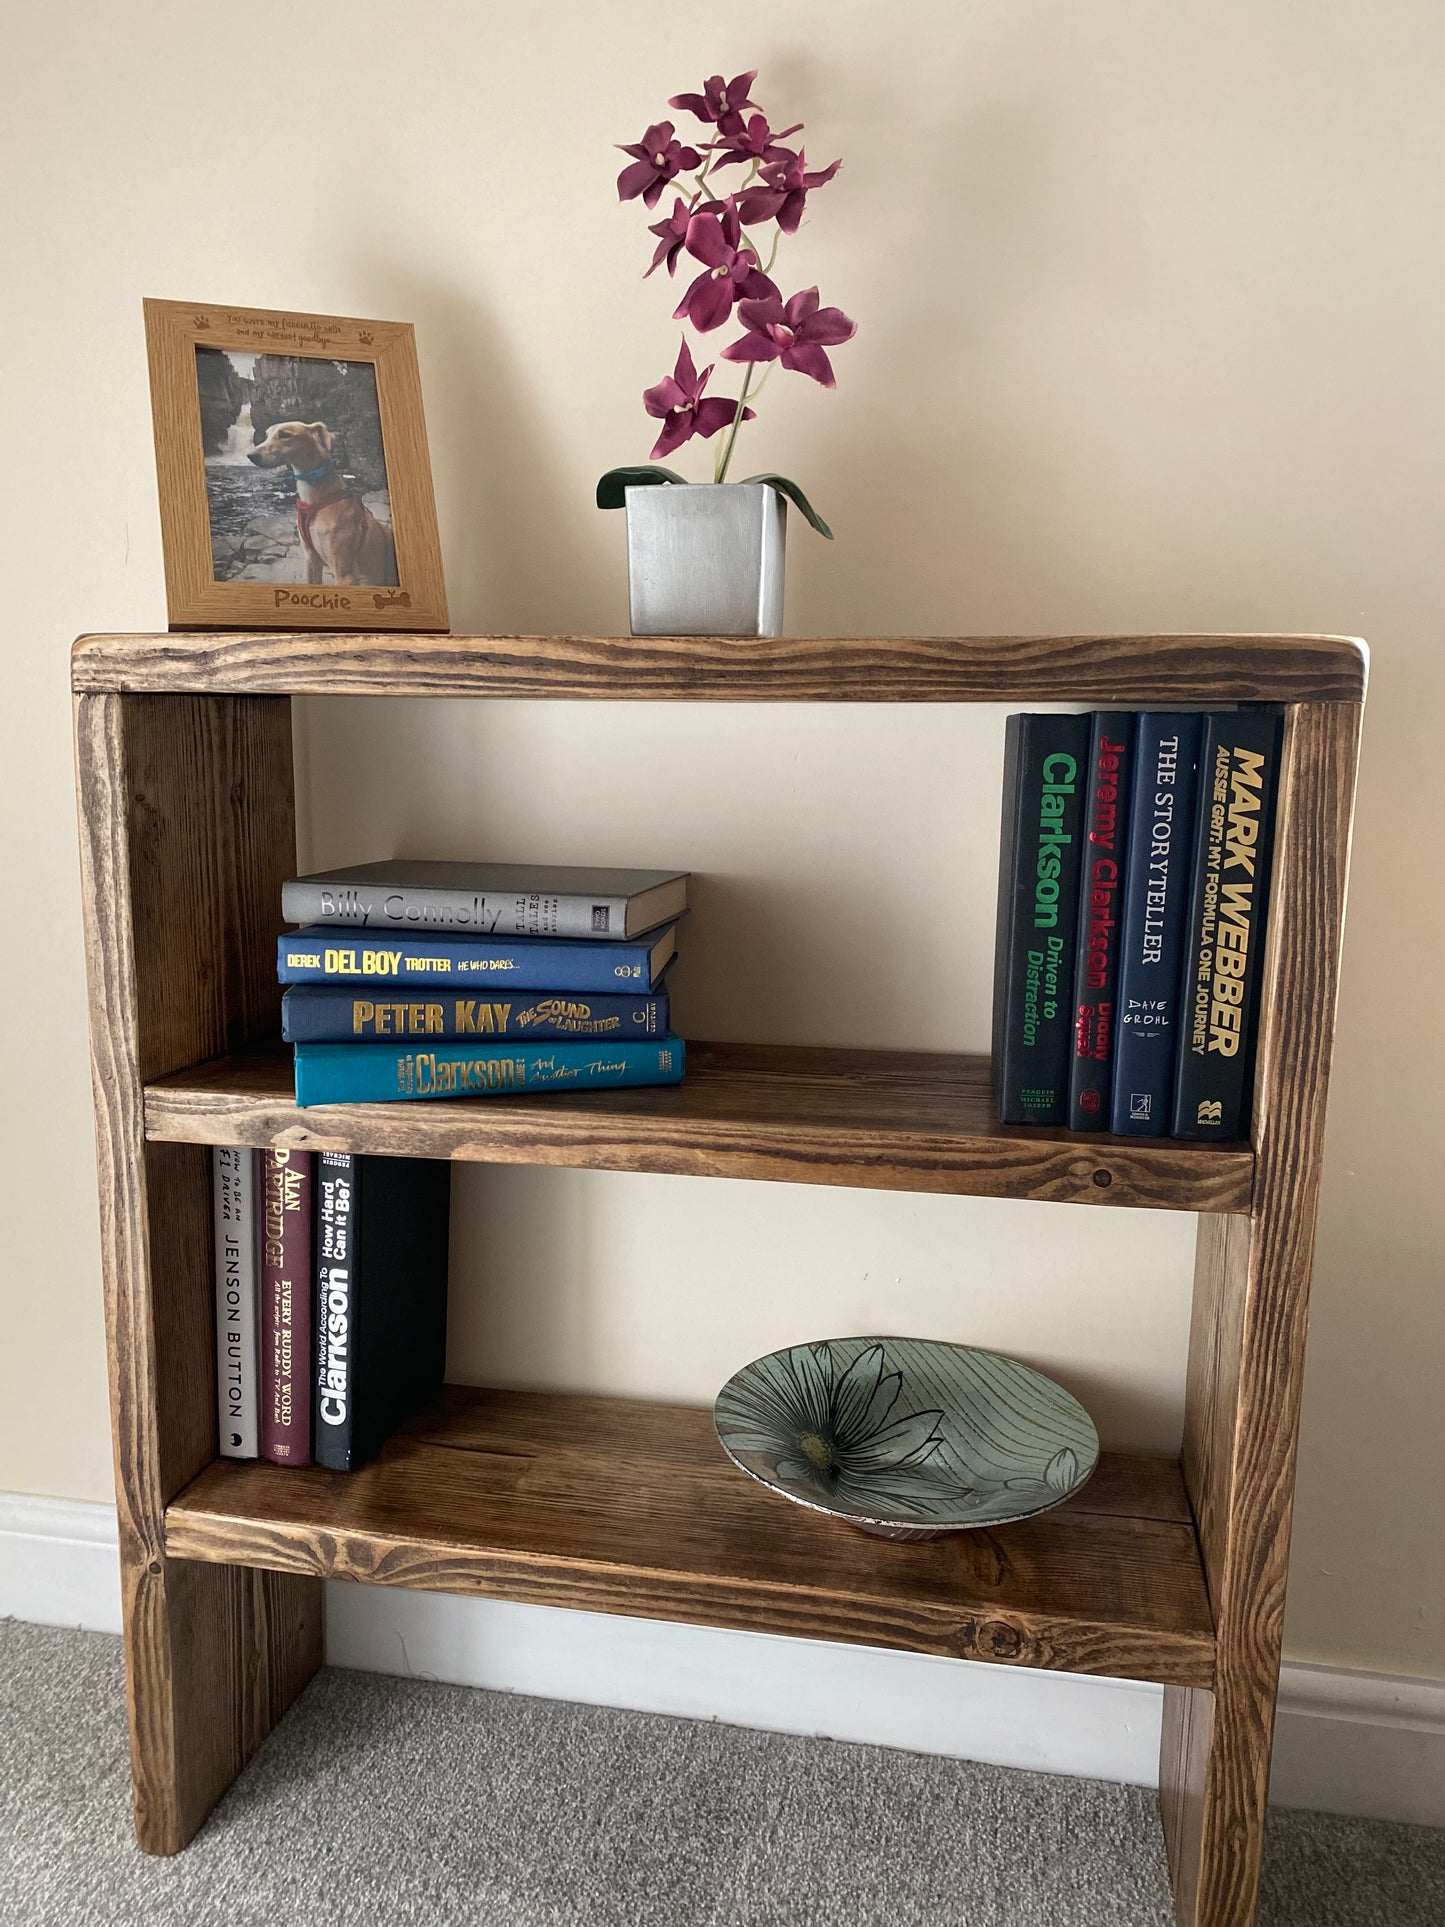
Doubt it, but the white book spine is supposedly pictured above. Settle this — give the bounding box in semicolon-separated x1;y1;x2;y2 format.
212;1146;259;1458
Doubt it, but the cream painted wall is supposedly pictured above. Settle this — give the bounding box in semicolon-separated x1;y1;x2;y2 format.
2;0;1440;1679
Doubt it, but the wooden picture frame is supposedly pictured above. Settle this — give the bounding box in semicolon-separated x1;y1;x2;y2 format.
143;299;448;631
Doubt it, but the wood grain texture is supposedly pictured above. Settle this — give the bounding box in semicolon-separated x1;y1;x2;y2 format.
1160;1680;1213;1925
166;1388;1215;1689
142;1039;1254;1213
71;630;1368;704
1160;701;1363;1926
74;692;322;1852
142;300;447;631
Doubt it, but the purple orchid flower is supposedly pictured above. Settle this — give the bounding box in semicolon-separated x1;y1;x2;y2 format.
712;113;804;171
722;287;857;387
668;70;758;137
673;199;777;332
643;340;756;459
737;150;841;234
645;197;692;277
616;121;702;209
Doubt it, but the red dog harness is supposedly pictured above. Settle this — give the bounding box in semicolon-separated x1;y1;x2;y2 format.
295;497;320;551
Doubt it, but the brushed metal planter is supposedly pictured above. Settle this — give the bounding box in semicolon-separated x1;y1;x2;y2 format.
626;483;786;637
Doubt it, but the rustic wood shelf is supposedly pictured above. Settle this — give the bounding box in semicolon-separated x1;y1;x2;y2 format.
144;1040;1254;1213
72;628;1367;704
166;1387;1216;1689
74;631;1364;1927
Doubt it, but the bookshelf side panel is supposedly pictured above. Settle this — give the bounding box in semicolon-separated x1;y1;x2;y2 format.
1163;700;1363;1926
75;690;320;1852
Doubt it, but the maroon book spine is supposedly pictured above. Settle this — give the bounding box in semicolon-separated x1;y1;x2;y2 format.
259;1149;313;1466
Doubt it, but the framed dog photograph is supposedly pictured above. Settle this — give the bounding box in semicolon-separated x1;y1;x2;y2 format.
143;299;448;630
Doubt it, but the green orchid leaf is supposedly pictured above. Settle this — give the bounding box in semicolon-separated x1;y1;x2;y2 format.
742;474;834;539
595;465;688;510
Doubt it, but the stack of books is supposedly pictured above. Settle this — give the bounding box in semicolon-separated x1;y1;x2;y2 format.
213;1146;450;1472
993;711;1280;1139
277;861;690;1107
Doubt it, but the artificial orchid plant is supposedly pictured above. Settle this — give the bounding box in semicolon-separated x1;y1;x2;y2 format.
597;68;855;537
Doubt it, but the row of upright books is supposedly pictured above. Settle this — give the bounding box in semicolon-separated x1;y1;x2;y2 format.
993;710;1280;1139
276;860;690;1105
213;1146;450;1471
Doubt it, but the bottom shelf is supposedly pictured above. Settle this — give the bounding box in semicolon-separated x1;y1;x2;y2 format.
165;1387;1215;1689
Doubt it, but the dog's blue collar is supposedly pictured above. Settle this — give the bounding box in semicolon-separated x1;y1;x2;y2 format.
291;461;333;486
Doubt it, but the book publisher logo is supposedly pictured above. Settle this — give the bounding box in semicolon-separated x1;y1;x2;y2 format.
1129;1092;1152;1121
1196;1100;1223;1125
591;906;610;932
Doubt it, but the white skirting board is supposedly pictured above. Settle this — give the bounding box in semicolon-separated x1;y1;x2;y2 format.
4;1492;1441;1827
0;1494;123;1635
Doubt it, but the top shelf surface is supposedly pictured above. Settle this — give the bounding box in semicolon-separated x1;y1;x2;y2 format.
72;631;1368;705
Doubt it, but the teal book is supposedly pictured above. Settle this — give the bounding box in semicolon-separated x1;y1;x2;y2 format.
294;1033;686;1107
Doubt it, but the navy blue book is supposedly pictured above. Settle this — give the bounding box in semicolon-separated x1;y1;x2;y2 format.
314;1153;450;1472
295;1033;686;1107
1110;715;1201;1136
992;712;1092;1126
1171;712;1281;1141
1066;714;1134;1131
283;984;670;1044
278;921;678;992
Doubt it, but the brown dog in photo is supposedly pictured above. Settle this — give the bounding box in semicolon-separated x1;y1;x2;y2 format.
248;421;398;586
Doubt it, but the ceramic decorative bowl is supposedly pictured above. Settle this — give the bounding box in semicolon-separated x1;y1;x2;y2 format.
713;1336;1099;1541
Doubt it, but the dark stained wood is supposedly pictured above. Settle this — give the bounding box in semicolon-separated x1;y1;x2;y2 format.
143;1040;1254;1214
1160;1679;1213;1925
74;692;322;1853
166;1387;1215;1689
1160;701;1363;1927
71;630;1369;705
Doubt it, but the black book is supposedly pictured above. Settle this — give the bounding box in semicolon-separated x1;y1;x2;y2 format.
1171;712;1282;1140
1067;714;1135;1131
314;1153;451;1471
992;712;1092;1126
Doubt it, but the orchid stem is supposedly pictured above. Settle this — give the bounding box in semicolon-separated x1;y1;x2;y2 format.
714;364;756;483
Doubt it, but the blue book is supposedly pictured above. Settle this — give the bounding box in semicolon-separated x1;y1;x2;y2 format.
294;1034;686;1107
282;984;670;1043
278;921;678;992
1110;714;1201;1135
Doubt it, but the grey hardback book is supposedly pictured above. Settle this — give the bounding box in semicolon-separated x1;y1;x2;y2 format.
282;860;689;942
212;1145;258;1459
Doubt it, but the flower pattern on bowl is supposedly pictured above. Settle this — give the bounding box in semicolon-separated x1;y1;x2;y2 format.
713;1337;1099;1541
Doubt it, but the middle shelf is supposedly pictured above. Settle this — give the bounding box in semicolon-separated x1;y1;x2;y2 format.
144;1039;1253;1212
166;1385;1216;1689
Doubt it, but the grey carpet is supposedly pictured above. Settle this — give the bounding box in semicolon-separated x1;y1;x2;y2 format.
2;1621;1441;1927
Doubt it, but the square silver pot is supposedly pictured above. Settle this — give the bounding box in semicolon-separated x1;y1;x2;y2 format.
625;482;786;637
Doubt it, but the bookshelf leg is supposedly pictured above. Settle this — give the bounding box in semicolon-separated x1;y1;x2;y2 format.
1158;1211;1291;1926
122;1555;320;1852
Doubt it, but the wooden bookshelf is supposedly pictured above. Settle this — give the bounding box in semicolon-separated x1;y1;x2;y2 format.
73;631;1364;1927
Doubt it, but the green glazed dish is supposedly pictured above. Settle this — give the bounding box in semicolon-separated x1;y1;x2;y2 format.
713;1336;1099;1542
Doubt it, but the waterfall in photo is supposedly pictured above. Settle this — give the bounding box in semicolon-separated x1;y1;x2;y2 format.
210;401;258;467
202;398;299;581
